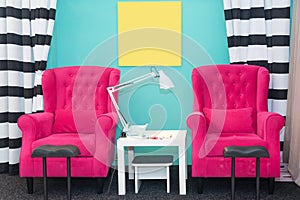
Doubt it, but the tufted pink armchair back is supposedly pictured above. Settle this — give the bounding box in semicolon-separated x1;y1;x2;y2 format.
18;66;120;185
43;66;118;114
188;64;284;185
192;64;269;131
40;66;120;134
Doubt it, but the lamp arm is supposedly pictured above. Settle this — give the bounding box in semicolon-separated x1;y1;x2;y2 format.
107;88;128;130
106;71;158;132
112;72;157;91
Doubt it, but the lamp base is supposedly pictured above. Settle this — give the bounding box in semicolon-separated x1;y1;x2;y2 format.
120;132;127;138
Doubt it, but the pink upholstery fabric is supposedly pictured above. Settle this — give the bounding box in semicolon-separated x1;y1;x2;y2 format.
203;107;254;133
32;134;95;157
187;65;284;178
205;133;266;157
52;110;101;133
18;66;120;178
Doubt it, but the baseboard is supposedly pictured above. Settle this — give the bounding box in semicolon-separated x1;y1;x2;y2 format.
276;162;293;182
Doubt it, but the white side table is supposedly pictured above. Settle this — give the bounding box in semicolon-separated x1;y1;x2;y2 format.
117;130;187;195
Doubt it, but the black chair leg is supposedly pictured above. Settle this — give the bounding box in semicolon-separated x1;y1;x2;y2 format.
26;178;33;194
268;178;275;194
97;178;105;194
197;178;204;194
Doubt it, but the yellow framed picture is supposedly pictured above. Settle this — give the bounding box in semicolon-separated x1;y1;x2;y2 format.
118;2;182;66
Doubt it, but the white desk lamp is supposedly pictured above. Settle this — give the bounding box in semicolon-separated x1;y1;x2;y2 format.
107;67;174;137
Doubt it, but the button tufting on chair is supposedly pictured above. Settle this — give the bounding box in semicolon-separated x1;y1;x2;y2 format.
187;64;285;195
18;66;121;196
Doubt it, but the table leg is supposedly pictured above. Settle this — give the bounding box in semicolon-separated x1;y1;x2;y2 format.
118;146;126;195
128;147;134;180
179;145;186;195
185;139;188;179
167;166;170;193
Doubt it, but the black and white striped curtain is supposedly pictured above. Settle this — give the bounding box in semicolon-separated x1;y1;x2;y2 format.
0;0;56;175
223;0;290;148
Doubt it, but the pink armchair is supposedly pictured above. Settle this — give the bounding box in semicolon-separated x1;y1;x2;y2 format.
187;65;284;194
18;66;120;194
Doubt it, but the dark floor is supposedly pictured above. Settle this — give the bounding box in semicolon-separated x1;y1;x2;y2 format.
1;166;300;200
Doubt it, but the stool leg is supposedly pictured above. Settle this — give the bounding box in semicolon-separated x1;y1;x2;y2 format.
43;157;48;200
135;166;142;194
134;166;138;193
231;157;235;200
67;157;71;200
256;158;260;200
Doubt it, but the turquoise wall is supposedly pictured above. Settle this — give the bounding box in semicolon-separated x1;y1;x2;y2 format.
47;0;230;164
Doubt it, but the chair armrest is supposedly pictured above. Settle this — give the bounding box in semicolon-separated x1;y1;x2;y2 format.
17;112;54;142
257;112;284;142
96;112;118;134
17;112;53;177
186;112;207;158
94;112;118;166
257;112;284;176
187;112;206;138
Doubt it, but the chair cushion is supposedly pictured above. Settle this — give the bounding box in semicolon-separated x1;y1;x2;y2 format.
52;109;101;133
32;133;95;157
203;107;254;133
32;145;81;158
223;146;269;158
205;133;266;157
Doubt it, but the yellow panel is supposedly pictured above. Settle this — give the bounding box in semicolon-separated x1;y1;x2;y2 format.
118;2;182;66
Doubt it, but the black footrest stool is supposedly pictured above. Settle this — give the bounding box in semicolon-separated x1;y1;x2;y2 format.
223;146;269;200
32;145;80;200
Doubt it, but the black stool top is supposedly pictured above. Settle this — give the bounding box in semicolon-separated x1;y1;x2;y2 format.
224;146;269;158
32;145;81;158
132;155;173;165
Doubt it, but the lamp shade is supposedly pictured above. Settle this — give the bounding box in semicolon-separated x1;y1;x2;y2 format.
158;70;175;89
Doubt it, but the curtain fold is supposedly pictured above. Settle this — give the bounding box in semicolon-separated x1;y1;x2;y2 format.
284;0;300;186
223;0;290;150
0;0;56;175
